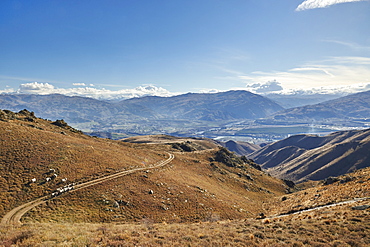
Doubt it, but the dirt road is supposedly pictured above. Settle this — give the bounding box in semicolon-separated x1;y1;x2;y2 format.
268;197;370;219
1;152;174;225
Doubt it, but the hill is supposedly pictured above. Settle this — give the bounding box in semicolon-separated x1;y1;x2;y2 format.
2;164;369;246
248;128;370;182
122;135;221;151
218;140;261;156
270;90;370;122
266;92;344;108
0;109;287;224
122;135;261;156
1;109;369;246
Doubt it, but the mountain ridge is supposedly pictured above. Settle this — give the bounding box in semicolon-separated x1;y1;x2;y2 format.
248;128;370;182
271;90;370;121
0;90;284;123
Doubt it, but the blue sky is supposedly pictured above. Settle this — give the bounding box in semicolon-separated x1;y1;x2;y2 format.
0;0;369;99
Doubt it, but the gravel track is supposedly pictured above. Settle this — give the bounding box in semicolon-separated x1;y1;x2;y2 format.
1;152;174;225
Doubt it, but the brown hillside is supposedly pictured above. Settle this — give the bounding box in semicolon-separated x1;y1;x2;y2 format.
265;167;370;217
1;168;369;246
122;134;220;150
249;128;370;182
220;140;261;156
0;109;167;219
0;109;287;224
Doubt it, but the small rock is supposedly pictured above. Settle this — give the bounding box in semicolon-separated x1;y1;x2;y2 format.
148;189;154;194
323;176;339;185
283;179;295;188
340;176;353;184
351;205;370;210
258;213;266;219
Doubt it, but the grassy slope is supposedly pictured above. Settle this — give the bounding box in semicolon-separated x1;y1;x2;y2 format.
2;110;369;246
1;168;369;246
0;110;286;224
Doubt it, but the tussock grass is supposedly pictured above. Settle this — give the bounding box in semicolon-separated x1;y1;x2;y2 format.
1;110;287;224
2;111;369;246
1;202;369;247
265;168;370;217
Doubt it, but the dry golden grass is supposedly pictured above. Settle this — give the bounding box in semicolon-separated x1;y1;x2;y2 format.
1;199;369;246
0;112;166;219
2;110;369;246
1;110;286;224
265;167;370;217
21;147;286;224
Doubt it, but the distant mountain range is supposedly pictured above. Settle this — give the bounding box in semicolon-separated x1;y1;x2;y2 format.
1;89;370;139
270;90;370;122
265;93;344;108
0;90;284;127
248;128;370;183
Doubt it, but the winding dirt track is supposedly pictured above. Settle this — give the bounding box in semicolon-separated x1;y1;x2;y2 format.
268;197;370;219
1;152;174;225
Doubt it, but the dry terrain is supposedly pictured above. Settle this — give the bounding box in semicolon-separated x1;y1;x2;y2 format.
1;109;369;246
1;180;369;246
0;111;282;222
249;128;370;182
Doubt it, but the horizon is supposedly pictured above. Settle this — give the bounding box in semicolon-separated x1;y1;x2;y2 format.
1;0;370;100
1;82;369;101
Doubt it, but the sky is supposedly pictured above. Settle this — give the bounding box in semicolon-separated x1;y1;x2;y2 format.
0;0;369;100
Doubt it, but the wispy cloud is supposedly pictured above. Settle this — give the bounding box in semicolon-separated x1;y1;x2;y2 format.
239;56;370;94
3;82;177;101
296;0;368;11
323;40;370;52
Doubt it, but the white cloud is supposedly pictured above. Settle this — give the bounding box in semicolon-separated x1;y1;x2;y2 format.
240;56;370;95
18;82;55;92
198;88;221;94
10;82;177;100
245;80;284;94
72;83;86;86
0;87;15;94
296;0;367;11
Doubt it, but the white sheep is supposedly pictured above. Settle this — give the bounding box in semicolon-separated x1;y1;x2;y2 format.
46;177;51;182
31;178;36;183
61;178;67;182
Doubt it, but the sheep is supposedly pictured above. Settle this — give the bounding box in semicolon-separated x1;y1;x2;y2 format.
52;173;58;178
61;178;67;182
49;168;55;173
46;177;51;182
31;178;36;183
